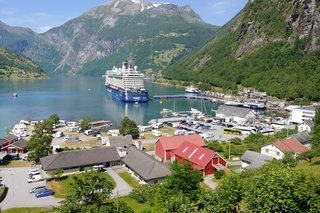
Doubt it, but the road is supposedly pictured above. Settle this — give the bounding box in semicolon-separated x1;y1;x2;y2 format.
0;167;63;210
106;168;132;198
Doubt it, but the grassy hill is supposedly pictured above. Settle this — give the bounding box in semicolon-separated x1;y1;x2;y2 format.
0;48;46;79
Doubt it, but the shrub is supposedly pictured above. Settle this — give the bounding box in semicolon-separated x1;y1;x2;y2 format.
214;170;226;180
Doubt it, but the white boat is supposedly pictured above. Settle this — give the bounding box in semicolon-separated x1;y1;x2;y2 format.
160;108;173;116
185;86;200;93
224;101;243;107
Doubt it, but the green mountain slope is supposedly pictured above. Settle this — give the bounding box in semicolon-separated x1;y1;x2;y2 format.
0;48;46;79
0;0;218;76
163;0;320;100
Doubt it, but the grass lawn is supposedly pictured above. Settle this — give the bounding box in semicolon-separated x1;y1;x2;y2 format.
160;127;175;135
118;196;151;213
118;172;140;188
143;133;157;140
296;157;320;177
0;160;33;168
2;207;59;213
143;143;154;151
49;172;116;198
62;140;102;148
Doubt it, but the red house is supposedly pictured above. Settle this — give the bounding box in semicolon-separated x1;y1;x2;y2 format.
173;141;227;176
155;134;206;162
1;139;28;154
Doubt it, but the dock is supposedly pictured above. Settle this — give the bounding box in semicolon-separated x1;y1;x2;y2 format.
152;95;224;103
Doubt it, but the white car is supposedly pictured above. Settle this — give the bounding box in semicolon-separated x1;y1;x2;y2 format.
28;169;40;176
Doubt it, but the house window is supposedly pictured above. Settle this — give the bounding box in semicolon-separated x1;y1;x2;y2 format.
276;152;280;156
265;149;269;153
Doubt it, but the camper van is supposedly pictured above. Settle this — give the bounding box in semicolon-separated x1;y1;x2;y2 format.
152;130;162;137
174;129;187;136
107;129;120;136
151;122;163;129
55;131;64;138
139;125;153;132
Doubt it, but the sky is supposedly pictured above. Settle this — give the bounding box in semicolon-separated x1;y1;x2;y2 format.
0;0;248;33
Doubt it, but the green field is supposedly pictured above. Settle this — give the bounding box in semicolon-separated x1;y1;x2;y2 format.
2;207;58;213
118;172;140;188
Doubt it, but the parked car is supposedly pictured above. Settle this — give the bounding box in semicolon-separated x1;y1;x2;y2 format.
3;153;20;160
28;174;43;183
29;186;47;193
35;189;54;198
92;164;105;171
28;169;40;176
91;129;101;137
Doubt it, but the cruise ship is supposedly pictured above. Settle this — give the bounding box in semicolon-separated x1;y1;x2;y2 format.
104;61;149;103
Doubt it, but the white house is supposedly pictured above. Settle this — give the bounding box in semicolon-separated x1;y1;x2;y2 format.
215;105;256;125
261;137;310;160
298;120;314;133
288;106;316;124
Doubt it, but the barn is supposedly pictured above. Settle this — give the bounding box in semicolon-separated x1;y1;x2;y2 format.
173;141;227;176
154;134;206;162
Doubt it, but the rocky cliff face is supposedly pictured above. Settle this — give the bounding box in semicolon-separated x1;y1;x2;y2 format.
163;0;320;100
0;0;217;75
232;0;320;59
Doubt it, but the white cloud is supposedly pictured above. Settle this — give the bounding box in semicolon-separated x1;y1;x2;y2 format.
210;0;234;15
36;26;53;33
0;7;18;15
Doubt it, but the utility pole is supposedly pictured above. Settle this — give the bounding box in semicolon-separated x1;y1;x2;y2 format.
228;140;231;160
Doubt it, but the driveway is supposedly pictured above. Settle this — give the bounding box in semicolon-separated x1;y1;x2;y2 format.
106;168;132;198
204;175;218;190
0;167;63;210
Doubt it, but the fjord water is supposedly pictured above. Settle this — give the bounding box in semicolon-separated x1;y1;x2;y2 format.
0;76;219;137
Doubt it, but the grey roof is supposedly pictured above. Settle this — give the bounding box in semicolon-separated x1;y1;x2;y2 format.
292;132;311;145
3;134;18;142
7;139;28;149
300;106;316;111
122;147;171;181
108;135;133;147
40;147;120;171
0;139;7;146
216;105;253;118
303;120;315;128
241;150;274;169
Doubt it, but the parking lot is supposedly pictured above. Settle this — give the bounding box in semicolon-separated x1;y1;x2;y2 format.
0;167;62;210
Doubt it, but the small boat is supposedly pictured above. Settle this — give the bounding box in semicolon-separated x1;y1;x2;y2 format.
12;93;18;97
224;101;243;107
185;86;200;94
160;108;173;116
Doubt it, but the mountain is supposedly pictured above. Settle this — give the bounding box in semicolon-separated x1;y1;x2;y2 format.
0;0;218;76
0;48;46;79
163;0;320;101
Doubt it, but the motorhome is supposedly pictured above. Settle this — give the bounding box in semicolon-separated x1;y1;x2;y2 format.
174;129;187;136
107;129;120;136
152;130;162;137
151;122;163;129
55;131;64;138
139;125;153;132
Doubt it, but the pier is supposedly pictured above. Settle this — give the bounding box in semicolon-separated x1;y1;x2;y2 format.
152;95;224;103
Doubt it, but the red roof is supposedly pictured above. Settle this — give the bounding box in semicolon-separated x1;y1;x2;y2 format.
157;134;205;151
273;138;310;154
174;141;216;169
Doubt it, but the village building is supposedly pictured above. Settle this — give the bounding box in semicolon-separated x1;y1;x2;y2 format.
173;141;227;176
122;147;171;184
40;147;121;177
0;134;20;150
215;105;256;125
241;150;274;169
288;105;316;124
291;132;311;147
261;137;310;160
106;135;134;157
1;139;28;154
155;134;206;162
298;120;314;133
